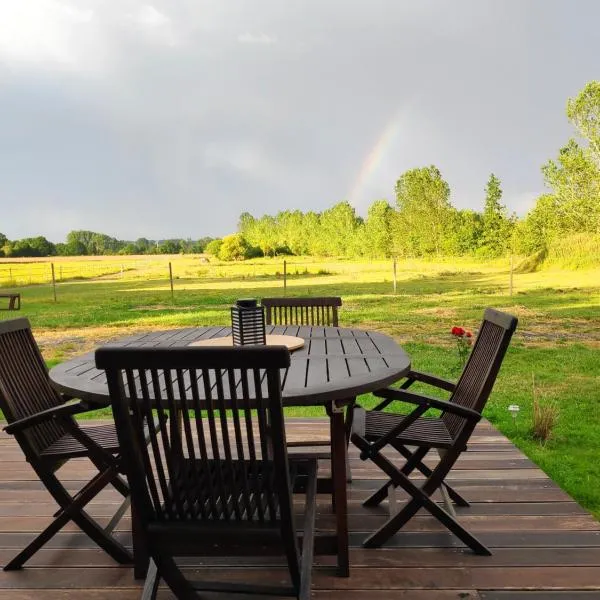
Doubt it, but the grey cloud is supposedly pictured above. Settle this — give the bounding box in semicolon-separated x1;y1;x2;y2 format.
0;0;598;241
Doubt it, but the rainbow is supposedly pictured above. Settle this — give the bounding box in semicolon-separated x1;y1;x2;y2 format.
347;109;407;207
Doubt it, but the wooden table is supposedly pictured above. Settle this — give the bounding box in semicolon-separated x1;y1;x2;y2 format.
49;325;411;577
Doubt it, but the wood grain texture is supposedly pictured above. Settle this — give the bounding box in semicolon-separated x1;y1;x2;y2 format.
49;326;411;408
0;419;599;598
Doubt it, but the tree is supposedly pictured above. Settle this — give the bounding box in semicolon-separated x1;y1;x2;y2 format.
567;80;600;168
0;233;7;257
542;139;600;234
8;236;56;257
394;166;453;256
363;200;393;258
479;174;513;256
218;234;249;261
205;239;223;257
319;201;361;257
444;210;484;255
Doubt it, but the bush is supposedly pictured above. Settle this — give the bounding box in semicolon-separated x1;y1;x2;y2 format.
205;239;222;257
218;234;250;261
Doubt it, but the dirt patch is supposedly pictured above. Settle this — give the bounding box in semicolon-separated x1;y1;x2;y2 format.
36;325;158;361
497;304;543;318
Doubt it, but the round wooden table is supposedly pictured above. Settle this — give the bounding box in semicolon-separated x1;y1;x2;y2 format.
49;325;410;577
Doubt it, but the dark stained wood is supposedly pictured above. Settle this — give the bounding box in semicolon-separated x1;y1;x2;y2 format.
351;309;518;554
262;296;342;327
96;345;319;599
49;325;410;581
49;326;411;408
0;318;133;571
0;419;599;597
0;294;20;311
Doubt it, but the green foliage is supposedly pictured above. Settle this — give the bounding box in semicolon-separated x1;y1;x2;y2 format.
567;80;600;167
3;236;56;257
362;200;393;258
394;165;453;256
217;234;250;261
444;210;484;255
205;238;222;256
542;140;600;234
479;173;514;257
517;80;600;258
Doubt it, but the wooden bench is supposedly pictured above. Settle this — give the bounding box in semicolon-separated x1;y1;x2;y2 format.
0;293;20;310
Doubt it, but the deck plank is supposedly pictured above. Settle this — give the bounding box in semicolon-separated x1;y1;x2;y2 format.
0;418;598;598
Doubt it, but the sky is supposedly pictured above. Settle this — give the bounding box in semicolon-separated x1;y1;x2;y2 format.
0;0;598;242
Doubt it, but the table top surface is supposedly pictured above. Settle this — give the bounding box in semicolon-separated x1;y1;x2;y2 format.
49;325;411;407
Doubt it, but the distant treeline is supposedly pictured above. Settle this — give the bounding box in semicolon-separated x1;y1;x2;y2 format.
0;231;214;258
207;81;599;263
2;82;598;264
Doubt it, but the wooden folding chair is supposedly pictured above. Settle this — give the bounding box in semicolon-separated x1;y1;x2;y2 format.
0;318;135;570
262;296;342;327
96;344;318;599
261;296;348;472
351;308;518;554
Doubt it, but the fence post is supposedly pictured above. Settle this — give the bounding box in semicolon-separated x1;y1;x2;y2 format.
51;263;57;302
283;260;287;295
393;258;397;294
169;262;174;300
509;255;514;296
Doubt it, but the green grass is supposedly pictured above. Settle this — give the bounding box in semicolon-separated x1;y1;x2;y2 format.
2;256;600;519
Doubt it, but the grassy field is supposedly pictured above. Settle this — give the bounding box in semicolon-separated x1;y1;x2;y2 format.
1;255;599;519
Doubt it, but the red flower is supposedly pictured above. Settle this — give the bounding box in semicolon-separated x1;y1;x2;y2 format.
451;326;465;336
465;331;472;338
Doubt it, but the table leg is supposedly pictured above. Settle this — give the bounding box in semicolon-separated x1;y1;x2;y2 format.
329;401;350;577
131;500;148;579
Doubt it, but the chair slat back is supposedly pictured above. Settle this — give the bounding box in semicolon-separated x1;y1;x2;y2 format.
262;296;342;327
0;318;67;455
97;346;295;529
443;309;518;441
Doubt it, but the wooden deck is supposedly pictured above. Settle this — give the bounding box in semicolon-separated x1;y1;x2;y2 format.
1;418;599;599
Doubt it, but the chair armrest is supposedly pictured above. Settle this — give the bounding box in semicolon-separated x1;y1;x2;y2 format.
404;370;456;393
4;400;90;435
373;387;481;422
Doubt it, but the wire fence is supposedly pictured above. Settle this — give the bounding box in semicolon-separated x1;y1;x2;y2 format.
0;256;517;302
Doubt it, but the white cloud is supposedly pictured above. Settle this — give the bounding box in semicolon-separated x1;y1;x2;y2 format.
0;1;95;67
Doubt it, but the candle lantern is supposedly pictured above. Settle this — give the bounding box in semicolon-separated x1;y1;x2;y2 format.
231;299;266;346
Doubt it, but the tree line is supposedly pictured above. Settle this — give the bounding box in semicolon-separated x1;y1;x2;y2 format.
2;81;598;263
0;230;214;258
207;81;598;262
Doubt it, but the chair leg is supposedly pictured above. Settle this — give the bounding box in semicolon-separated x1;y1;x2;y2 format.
141;558;161;600
3;505;75;570
394;443;470;508
354;435;490;555
365;485;490;555
154;554;199;600
4;465;132;570
363;446;429;507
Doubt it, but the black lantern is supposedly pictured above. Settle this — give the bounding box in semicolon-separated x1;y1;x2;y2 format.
231;299;266;346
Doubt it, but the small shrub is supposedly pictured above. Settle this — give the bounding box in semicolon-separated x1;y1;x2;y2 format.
530;376;559;443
